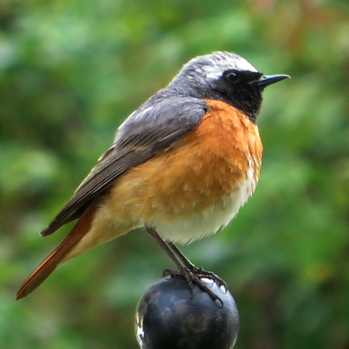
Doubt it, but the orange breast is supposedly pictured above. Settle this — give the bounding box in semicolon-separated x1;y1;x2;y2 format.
106;99;263;230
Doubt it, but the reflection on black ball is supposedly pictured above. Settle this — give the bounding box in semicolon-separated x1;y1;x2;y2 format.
135;275;239;349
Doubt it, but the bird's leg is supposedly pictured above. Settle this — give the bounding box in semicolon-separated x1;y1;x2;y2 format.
145;225;184;271
167;241;227;290
145;225;224;306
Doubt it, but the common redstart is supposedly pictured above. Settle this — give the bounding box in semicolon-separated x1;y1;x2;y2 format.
16;51;289;300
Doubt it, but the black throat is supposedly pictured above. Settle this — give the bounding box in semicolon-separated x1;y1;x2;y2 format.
164;72;264;124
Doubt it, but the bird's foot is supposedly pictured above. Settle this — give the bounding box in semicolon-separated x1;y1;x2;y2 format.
162;267;226;307
185;265;228;290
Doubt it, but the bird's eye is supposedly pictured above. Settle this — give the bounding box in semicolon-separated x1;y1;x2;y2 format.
225;71;239;83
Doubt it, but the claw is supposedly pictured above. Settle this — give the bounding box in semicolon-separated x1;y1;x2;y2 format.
188;266;228;291
162;268;225;308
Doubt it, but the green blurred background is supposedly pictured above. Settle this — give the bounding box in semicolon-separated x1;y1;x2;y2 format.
1;0;348;348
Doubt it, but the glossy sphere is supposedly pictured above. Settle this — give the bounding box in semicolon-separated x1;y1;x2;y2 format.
135;275;239;349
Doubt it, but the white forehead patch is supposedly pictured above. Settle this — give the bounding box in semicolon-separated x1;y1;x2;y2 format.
196;52;258;79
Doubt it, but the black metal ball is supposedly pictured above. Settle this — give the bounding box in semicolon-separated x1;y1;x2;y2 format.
135;275;239;349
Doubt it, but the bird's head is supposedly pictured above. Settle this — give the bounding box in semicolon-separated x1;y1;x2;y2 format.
169;51;290;122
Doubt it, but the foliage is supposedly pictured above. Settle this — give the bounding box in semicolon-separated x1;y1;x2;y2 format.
0;0;348;348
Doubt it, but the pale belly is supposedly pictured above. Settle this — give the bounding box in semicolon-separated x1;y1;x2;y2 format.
148;168;258;243
103;101;262;245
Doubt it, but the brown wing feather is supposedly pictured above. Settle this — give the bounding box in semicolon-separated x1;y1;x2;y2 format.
40;98;207;237
40;148;151;236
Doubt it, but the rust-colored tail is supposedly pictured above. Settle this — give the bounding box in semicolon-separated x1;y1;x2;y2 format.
16;204;97;300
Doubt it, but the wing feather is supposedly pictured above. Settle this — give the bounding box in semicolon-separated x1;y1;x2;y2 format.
41;98;208;236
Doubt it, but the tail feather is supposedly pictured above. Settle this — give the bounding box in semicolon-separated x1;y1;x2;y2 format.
16;204;97;300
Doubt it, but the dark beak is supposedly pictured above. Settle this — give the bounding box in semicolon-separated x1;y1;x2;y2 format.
253;74;290;88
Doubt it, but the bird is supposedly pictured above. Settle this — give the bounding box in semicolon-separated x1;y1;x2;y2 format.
16;51;289;300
